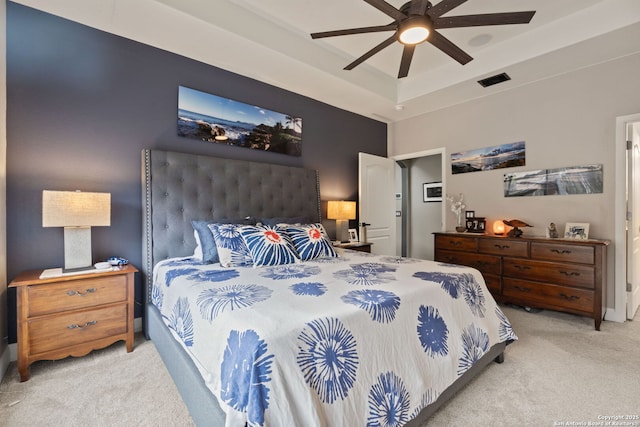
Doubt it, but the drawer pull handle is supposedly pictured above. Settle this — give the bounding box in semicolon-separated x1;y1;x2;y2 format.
514;285;531;292
477;261;489;267
513;265;531;271
559;271;580;277
67;320;97;330
551;249;572;254
448;240;462;247
66;288;97;297
494;244;510;250
559;293;579;301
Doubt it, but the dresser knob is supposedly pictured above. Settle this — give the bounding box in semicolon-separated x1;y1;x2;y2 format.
67;320;97;330
66;288;97;297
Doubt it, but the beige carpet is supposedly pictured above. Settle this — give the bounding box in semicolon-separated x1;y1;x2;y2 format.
1;305;638;426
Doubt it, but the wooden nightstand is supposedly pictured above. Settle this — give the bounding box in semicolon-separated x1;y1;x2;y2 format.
9;264;137;381
336;242;372;253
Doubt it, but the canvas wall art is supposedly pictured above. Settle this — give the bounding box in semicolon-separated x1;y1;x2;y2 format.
177;86;302;156
504;164;603;197
451;141;525;174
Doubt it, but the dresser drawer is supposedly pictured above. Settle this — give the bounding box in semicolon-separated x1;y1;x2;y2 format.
436;250;501;276
503;278;594;312
28;304;128;355
503;258;594;289
483;274;502;294
27;276;127;317
478;238;528;257
531;242;594;264
435;235;477;251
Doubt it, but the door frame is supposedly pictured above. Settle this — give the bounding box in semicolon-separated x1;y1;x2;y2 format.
612;113;640;322
392;147;448;230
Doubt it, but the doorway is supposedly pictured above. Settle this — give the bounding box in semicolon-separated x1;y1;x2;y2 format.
626;120;640;319
615;113;640;322
394;148;446;260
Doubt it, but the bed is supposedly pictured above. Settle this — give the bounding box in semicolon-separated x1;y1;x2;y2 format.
141;149;516;426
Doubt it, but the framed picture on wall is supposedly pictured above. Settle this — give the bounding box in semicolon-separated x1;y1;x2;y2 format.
423;182;442;202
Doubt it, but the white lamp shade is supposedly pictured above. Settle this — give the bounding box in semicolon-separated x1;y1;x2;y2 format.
43;190;111;227
327;200;356;220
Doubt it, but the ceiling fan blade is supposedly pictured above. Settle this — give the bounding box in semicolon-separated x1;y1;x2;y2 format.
435;11;536;29
427;0;467;19
409;0;430;16
344;34;397;70
398;45;415;78
428;30;473;65
363;0;407;21
311;23;397;39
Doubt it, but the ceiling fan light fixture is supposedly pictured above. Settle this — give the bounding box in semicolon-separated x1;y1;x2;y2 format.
398;16;430;45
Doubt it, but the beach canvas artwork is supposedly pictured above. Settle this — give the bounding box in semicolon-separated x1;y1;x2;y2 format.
451;141;526;174
177;86;302;156
504;164;603;197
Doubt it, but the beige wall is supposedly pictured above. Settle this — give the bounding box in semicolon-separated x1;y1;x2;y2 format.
1;0;9;377
390;52;640;313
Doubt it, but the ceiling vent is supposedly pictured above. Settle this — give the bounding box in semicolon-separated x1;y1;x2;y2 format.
478;72;511;88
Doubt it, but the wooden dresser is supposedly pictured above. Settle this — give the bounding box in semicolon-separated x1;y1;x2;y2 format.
9;265;137;381
434;232;609;330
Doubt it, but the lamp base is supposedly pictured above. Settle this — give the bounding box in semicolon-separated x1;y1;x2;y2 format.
336;219;350;243
64;226;93;270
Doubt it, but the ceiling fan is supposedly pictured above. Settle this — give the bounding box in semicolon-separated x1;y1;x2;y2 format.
310;0;536;78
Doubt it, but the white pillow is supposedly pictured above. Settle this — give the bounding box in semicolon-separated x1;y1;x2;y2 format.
193;229;203;260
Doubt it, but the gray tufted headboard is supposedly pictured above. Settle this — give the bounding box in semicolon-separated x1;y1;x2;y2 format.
141;149;321;302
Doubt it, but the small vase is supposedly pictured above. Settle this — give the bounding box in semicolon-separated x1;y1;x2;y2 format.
455;212;466;232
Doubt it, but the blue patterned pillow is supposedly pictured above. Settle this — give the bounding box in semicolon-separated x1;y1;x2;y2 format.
208;223;254;267
287;224;338;261
191;217;255;264
239;225;300;267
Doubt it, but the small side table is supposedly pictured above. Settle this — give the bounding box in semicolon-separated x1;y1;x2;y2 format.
9;264;137;381
336;242;373;253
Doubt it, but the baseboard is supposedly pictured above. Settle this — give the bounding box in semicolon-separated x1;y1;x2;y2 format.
605;307;627;322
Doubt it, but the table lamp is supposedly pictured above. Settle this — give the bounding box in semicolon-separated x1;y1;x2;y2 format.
327;200;356;243
42;190;111;272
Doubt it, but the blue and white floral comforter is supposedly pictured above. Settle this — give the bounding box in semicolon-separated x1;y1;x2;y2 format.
152;249;517;427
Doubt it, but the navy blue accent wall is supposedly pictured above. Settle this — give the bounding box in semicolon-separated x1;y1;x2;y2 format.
5;3;387;342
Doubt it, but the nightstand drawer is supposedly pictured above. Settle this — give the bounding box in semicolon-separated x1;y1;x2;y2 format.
27;276;127;317
28;304;128;355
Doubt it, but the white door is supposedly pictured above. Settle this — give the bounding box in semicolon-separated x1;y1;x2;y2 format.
358;152;396;255
627;122;640;319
